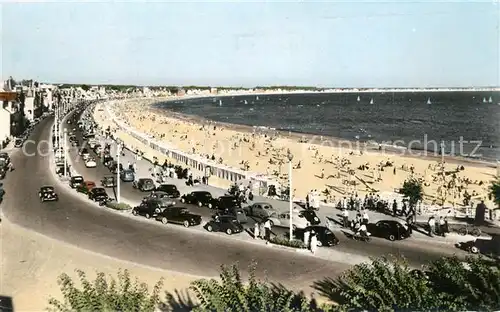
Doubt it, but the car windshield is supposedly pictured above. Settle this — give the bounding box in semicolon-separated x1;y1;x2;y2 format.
42;187;54;192
179;209;189;214
143;180;153;184
73;177;84;182
161;185;176;191
94;188;106;194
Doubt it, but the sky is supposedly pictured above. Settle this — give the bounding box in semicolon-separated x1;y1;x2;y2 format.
1;1;499;88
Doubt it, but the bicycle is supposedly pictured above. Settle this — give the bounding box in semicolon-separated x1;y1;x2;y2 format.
457;224;482;237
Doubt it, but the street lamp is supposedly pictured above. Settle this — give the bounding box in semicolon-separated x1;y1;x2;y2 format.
287;149;294;241
116;140;122;203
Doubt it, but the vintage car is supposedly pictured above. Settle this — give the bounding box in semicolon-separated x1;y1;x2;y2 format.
205;215;244;235
120;169;135;182
88;187;109;203
267;210;310;230
295;226;340;247
367;220;411;241
155;184;180;198
69;175;85;188
244;202;278;219
155;206;202;227
180;191;215;208
85;158;97;168
100;176;116;188
132;178;156;192
77;181;96;194
132;199;171;219
38;186;59;202
143;191;176;206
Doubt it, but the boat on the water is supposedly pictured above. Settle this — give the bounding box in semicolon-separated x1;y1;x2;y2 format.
370;98;374;105
219;100;222;106
357;96;360;102
489;96;493;103
427;98;431;105
483;97;487;103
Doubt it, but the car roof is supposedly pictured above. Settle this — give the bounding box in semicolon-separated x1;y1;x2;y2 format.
41;186;54;189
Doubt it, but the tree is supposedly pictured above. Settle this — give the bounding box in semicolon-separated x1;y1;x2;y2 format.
190;263;321;312
399;177;423;208
48;269;163;312
314;256;500;312
490;176;500;209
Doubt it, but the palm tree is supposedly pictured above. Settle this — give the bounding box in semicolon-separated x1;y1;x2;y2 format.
400;178;424;209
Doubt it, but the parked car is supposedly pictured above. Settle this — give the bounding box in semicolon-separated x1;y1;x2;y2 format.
155;184;180;198
88;187;109;203
225;207;248;223
0;152;10;165
69;175;85;188
77;181;96;194
205;215;244;235
267;210;310;230
100;176;116;188
214;195;241;211
155;206;202;227
244;202;278;219
38;186;59;202
120;169;135;182
456;236;500;258
103;155;113;167
85;158;97;168
132;199;169;219
366;220;411;241
180;191;215;208
299;209;321;225
143;191;176;206
79;148;90;159
294;226;339;247
133;178;156;192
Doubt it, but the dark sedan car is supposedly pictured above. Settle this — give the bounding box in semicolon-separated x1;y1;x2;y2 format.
155;184;180;198
38;186;59;202
456;236;500;259
205;215;244;235
299;209;321;225
155;206;202;227
69;175;85;188
295;226;339;247
367;220;411;241
180;191;215;208
100;176;116;188
133;178;156;192
214;195;241;211
132;199;168;219
88;187;109;203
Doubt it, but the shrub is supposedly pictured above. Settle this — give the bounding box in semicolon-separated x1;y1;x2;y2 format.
270;236;306;249
106;201;132;210
47;269;163;312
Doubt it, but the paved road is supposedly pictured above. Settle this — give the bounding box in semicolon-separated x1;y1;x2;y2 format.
69;109;471;261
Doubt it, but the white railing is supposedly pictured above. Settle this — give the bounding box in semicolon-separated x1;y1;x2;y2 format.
104;104;275;193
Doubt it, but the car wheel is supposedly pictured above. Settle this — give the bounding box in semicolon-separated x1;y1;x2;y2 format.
183;220;190;227
197;201;203;207
180;198;185;203
132;210;138;216
207;225;213;232
208;203;212;209
316;240;323;247
161;217;168;224
269;220;274;227
471;246;479;254
388;234;396;241
155;208;161;213
226;228;233;235
145;213;151;219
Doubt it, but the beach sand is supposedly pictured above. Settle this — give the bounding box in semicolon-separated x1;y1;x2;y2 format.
1;219;200;311
96;97;498;213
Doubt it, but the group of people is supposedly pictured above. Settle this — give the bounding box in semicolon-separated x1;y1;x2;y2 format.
305;189;321;210
427;216;449;237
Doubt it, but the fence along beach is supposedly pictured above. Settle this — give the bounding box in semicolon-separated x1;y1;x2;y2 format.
102;95;498;214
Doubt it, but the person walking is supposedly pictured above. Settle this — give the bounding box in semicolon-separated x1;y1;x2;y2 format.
310;232;318;254
254;222;260;239
362;210;369;224
304;229;310;249
392;200;398;216
428;216;436;237
342;209;349;228
264;219;272;243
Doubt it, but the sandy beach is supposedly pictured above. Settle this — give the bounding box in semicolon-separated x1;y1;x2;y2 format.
97;97;498;213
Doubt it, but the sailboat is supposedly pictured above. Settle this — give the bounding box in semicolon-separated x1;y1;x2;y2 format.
427;98;431;105
488;96;493;103
357;96;360;102
483;97;487;103
256;96;259;100
369;98;374;105
219;100;222;106
244;100;248;105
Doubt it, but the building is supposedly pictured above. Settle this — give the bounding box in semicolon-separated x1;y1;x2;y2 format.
210;87;218;95
0;91;17;148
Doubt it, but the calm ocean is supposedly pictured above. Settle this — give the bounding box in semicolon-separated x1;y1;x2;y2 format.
154;91;500;161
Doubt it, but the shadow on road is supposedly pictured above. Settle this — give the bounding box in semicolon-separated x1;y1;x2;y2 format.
161;289;196;312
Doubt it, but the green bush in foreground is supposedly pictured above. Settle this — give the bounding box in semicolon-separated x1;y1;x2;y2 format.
105;201;132;210
270;235;306;249
48;256;500;312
